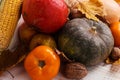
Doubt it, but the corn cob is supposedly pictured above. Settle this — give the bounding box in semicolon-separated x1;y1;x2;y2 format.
0;0;23;52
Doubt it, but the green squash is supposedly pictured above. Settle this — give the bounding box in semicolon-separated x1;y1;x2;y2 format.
58;18;114;66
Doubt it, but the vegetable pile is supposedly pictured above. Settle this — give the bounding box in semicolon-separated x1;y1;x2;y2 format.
0;0;120;80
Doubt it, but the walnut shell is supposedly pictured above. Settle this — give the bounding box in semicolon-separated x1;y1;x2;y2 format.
61;62;88;79
110;47;120;60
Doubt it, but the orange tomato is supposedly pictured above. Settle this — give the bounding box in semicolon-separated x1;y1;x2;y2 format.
24;45;60;80
110;22;120;47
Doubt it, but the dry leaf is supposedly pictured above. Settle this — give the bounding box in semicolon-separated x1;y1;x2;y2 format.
105;58;113;64
113;58;120;65
64;0;106;21
105;57;120;65
110;58;120;72
105;58;120;72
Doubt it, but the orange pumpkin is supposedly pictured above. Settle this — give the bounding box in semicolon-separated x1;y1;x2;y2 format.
110;22;120;47
115;0;120;3
24;45;60;80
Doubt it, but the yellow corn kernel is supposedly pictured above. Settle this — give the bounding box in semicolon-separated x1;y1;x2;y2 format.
0;0;23;52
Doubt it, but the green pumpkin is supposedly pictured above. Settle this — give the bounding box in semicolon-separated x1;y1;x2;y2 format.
58;18;114;66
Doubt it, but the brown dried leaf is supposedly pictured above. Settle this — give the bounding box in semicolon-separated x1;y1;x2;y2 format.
77;0;105;21
110;59;120;72
65;0;106;21
105;58;120;72
105;56;120;65
113;58;120;65
105;58;113;64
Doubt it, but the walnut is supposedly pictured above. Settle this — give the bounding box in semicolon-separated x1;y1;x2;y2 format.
61;62;88;79
110;47;120;60
69;9;84;19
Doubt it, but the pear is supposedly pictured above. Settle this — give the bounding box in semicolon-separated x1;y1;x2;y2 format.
29;34;57;50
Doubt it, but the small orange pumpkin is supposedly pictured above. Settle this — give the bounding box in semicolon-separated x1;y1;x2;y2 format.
110;22;120;47
24;45;60;80
115;0;120;3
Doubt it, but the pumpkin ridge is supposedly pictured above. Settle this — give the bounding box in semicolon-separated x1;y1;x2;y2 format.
98;33;114;57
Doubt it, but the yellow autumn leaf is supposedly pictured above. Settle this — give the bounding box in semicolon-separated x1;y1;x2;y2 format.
66;0;106;21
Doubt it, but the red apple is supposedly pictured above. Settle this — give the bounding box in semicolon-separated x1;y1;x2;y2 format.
22;0;68;33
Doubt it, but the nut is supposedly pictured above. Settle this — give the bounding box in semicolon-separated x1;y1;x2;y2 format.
110;47;120;60
69;9;84;19
61;62;88;79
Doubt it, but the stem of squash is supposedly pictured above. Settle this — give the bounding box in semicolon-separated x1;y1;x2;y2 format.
91;26;97;34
